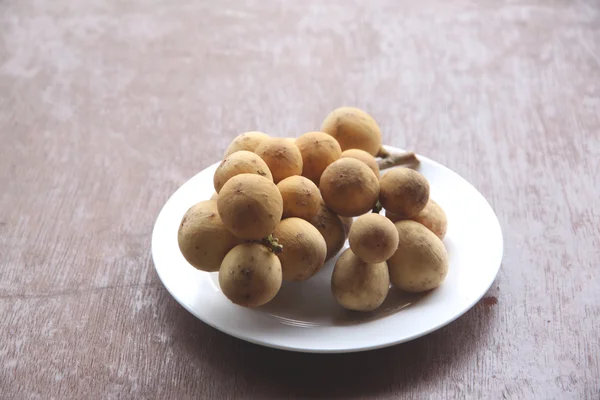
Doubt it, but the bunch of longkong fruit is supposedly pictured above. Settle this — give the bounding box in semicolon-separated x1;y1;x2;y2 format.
178;107;449;312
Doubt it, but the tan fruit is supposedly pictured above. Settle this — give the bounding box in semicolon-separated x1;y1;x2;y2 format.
217;174;283;240
276;176;321;220
295;131;342;184
379;168;430;218
341;148;379;176
349;213;399;263
210;192;219;201
319;158;379;217
224;131;269;157
273;218;327;281
309;203;347;260
321;107;382;155
386;199;447;240
255;137;303;183
178;200;242;272
331;248;390;311
219;243;282;307
213;150;273;193
388;220;448;293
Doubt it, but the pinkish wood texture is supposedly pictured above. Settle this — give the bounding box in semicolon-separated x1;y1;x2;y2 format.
1;0;599;398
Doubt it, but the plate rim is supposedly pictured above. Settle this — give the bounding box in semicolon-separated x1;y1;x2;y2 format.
151;146;504;353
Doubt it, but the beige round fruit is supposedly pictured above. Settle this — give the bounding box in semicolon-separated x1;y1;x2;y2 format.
210;192;219;201
349;213;399;263
295;131;342;184
340;148;379;177
276;176;321;220
273;218;327;281
219;243;282;307
321;107;382;155
331;248;390;311
379;168;430;218
309;203;347;260
217;174;283;240
319;158;379;217
255;137;303;183
178;200;241;272
388;220;448;293
386;199;447;240
213;150;273;193
224;131;269;157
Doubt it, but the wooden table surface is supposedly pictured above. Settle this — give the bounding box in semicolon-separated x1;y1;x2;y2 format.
1;1;599;398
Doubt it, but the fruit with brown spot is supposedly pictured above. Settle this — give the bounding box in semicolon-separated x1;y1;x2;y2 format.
178;200;242;272
319;158;379;217
217;174;283;240
213;150;273;193
255;137;303;183
277;175;321;220
388;220;448;293
321;107;382;155
379;167;430;218
331;248;390;311
386;199;447;240
295;131;342;184
224;131;269;157
349;213;399;263
273;218;327;281
219;243;282;307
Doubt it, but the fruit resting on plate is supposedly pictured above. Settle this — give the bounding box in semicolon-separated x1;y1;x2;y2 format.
177;107;449;312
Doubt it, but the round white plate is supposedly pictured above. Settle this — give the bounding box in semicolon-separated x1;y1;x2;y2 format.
151;146;503;353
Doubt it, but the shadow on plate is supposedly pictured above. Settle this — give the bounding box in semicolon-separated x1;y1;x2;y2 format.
165;282;500;398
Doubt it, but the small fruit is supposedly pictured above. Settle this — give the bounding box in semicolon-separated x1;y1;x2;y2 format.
319;158;379;217
386;199;447;240
340;148;379;176
349;213;399;263
331;248;390;311
224;131;269;157
219;243;282;307
213;150;273;193
321;107;382;155
273;218;327;281
379;168;430;218
277;176;321;220
295;131;342;184
255;137;303;183
388;220;448;293
178;200;241;272
217;174;283;240
309;203;348;260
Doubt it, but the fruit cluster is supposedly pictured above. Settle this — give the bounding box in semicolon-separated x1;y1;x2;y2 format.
178;107;449;311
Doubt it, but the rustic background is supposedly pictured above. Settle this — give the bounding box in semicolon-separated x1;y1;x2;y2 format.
1;0;599;398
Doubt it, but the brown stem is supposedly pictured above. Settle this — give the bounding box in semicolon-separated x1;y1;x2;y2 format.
376;146;391;158
257;234;284;254
372;200;383;214
377;151;419;170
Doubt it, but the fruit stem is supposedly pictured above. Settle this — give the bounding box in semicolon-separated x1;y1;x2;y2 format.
372;201;383;214
377;147;391;158
258;234;284;254
377;151;419;170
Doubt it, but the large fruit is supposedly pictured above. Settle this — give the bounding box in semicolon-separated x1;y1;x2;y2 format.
217;174;283;240
219;243;282;307
319;158;379;217
178;200;241;272
321;107;382;155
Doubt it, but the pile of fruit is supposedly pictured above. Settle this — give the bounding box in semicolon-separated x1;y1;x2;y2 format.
177;107;449;312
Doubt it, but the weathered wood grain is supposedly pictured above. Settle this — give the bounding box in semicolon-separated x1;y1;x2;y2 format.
1;0;599;398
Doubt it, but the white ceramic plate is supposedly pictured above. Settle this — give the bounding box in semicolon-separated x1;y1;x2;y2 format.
151;146;503;353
